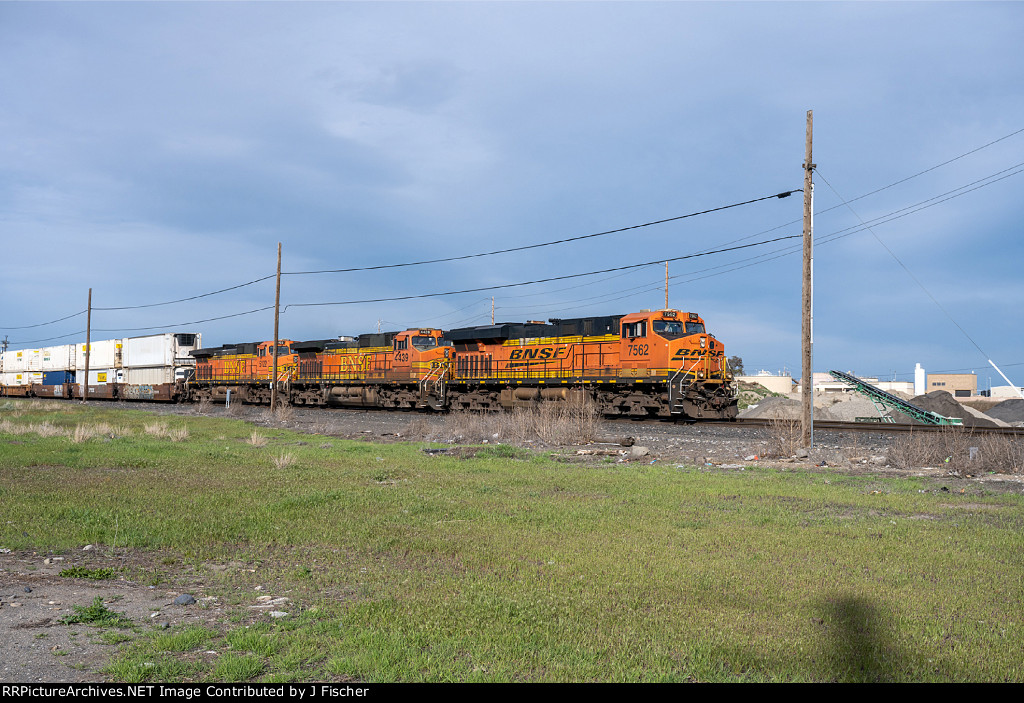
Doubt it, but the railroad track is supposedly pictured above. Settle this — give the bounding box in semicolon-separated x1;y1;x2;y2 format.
598;415;1023;436
728;418;1024;436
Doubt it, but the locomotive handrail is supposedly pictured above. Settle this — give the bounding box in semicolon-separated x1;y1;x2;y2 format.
418;361;449;408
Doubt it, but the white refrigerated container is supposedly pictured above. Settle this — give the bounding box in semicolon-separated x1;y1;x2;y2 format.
76;339;122;370
122;333;201;368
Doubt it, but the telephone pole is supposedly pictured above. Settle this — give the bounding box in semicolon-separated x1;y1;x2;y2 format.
664;261;669;309
271;243;282;412
491;297;495;325
801;110;815;447
83;288;92;402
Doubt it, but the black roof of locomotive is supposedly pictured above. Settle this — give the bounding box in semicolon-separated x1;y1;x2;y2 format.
291;332;399;353
444;314;622;343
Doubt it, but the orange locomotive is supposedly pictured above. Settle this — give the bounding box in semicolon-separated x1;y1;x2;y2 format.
191;339;299;404
188;309;737;420
443;308;737;419
288;328;448;409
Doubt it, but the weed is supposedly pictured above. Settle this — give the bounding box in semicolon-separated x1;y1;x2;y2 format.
212;652;265;682
36;421;68;438
168;427;189;443
272;452;297;470
439;398;599;446
71;425;95;442
196;397;213;415
153;625;217;652
249;430;268;448
889;428;1024;475
273;405;295;424
60;596;133;628
144;422;169;438
100;631;133;645
476;444;531;460
59;566;115;580
765;415;801;458
226;625;281;656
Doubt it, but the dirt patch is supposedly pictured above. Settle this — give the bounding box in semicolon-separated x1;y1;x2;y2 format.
0;549;278;683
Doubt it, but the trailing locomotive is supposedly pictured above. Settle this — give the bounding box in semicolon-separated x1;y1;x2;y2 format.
1;308;738;420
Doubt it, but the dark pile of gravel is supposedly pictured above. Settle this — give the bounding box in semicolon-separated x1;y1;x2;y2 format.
908;391;999;428
987;398;1024;424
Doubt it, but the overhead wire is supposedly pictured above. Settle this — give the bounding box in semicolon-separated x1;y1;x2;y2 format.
489;157;1024;321
815;167;996;362
5;126;1022;335
92;306;276;334
283;235;801;309
282;190;800;276
93;275;276;311
0;310;87;331
6;331;88;346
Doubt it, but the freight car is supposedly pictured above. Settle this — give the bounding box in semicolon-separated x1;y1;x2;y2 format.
185;308;737;420
0;333;201;401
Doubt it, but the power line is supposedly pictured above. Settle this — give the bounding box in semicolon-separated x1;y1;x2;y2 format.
93;306;276;333
696;126;1024;253
284;235;801;309
283;190;800;276
815;168;994;361
0;310;87;331
6;331;88;346
826;126;1024;209
93;275;277;311
486;160;1024;321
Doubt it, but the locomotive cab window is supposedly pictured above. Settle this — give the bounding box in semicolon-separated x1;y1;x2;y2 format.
652;321;685;339
621;321;647;338
411;336;437;350
685;322;705;335
394;339;408;351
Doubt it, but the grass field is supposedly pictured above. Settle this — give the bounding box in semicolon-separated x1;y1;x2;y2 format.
2;399;1023;682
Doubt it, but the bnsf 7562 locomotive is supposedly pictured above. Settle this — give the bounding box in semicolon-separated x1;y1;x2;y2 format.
187;308;738;420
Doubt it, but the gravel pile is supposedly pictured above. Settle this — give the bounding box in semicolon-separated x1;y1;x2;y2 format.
745;390;1010;427
820;395;886;421
907;391;1001;428
987;399;1024;425
739;396;840;420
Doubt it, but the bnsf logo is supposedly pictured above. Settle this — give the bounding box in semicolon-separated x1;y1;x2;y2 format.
671;349;725;361
508;347;566;361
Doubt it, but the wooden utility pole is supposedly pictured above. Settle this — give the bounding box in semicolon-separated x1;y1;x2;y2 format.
801;111;815;447
271;243;282;412
664;261;669;309
491;297;495;325
83;288;92;401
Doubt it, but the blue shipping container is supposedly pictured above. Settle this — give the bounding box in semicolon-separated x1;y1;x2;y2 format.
42;371;75;384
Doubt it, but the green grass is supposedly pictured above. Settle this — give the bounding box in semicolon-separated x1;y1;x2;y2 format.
59;596;133;628
3;400;1024;682
60;566;116;580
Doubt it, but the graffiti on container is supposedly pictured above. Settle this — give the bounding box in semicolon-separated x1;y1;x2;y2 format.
121;385;155;400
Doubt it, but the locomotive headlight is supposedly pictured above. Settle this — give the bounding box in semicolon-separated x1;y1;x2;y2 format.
699;337;706;348
698;370;705;379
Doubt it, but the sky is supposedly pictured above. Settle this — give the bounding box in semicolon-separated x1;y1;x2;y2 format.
1;1;1022;386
